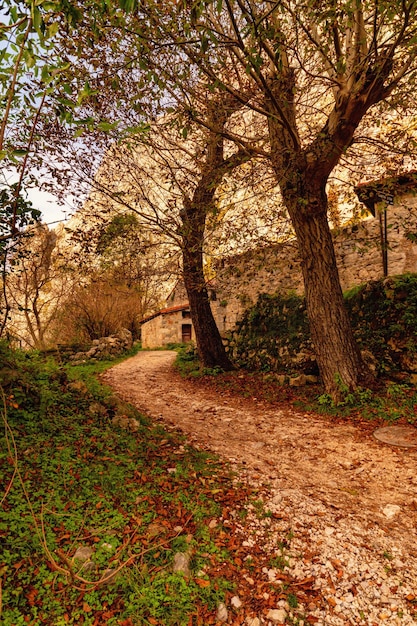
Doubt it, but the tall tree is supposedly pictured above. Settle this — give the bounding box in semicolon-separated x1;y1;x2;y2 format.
61;97;262;369
34;0;417;396
130;0;417;397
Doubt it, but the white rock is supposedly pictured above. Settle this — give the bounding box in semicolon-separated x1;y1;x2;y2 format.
343;592;354;603
100;567;117;586
172;552;191;576
73;546;94;562
266;608;287;623
382;504;401;519
216;602;228;622
231;595;242;608
267;568;277;581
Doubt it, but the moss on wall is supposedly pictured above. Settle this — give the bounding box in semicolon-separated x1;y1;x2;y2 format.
226;274;417;377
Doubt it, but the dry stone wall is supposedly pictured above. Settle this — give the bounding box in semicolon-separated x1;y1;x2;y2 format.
216;198;417;330
64;329;134;364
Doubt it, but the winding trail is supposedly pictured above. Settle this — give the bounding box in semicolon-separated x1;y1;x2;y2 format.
102;351;417;625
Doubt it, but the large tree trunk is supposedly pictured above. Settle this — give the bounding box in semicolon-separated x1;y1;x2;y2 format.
181;211;234;371
264;72;372;399
283;180;372;398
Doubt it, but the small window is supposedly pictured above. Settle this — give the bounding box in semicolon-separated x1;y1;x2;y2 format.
182;310;191;319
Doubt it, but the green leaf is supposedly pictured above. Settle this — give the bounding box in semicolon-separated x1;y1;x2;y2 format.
97;121;119;132
46;21;59;39
31;5;44;38
12;149;29;156
118;0;138;12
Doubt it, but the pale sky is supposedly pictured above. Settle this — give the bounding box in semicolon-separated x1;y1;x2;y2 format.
27;187;76;227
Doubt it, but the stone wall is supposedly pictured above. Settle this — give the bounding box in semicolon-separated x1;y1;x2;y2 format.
216;198;417;330
142;309;189;348
65;329;133;364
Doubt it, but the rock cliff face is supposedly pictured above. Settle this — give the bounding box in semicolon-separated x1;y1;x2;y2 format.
216;198;417;330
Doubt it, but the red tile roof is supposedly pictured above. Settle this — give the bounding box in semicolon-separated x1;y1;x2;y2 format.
140;302;190;324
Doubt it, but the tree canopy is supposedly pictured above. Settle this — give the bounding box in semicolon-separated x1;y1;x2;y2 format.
4;0;417;398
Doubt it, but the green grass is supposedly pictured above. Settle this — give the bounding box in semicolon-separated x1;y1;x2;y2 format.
173;344;225;378
0;345;252;625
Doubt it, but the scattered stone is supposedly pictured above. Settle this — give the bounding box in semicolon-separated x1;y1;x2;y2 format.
172;552;191;577
73;546;96;574
289;374;307;387
267;568;277;581
100;568;118;586
73;546;94;562
231;595;242;609
382;504;401;519
67;380;89;395
112;415;140;431
374;425;417;448
128;418;140;432
112;415;130;429
266;608;287;623
89;402;108;420
216;602;228;622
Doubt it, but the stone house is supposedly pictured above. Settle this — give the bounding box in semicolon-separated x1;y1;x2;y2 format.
141;172;417;348
141;281;228;349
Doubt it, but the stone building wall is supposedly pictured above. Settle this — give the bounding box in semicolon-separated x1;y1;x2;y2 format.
142;309;190;348
216;198;417;330
141;301;229;349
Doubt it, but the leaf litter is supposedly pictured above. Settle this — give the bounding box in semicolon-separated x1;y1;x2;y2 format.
1;354;323;626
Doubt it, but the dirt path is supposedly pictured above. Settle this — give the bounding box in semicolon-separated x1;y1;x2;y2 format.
102;351;417;624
